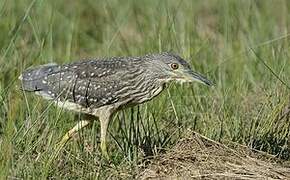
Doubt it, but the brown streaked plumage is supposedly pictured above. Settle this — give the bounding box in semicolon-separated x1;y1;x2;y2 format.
19;52;213;158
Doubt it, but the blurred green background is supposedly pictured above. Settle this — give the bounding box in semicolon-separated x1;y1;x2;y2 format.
0;0;290;178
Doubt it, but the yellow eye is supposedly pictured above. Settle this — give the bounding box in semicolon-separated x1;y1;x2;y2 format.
170;63;179;70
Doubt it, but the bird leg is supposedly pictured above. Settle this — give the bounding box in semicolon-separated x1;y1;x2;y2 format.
58;120;92;147
99;111;112;159
47;120;92;167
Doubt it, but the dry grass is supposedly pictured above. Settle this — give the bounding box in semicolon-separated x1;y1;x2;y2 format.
138;131;290;180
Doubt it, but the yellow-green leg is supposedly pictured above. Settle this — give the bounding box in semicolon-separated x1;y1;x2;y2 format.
47;120;92;165
58;120;91;147
99;110;112;159
100;119;110;159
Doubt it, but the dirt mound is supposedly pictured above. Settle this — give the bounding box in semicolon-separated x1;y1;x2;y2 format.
138;132;290;179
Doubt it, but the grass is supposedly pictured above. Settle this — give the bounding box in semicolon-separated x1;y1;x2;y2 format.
0;0;290;178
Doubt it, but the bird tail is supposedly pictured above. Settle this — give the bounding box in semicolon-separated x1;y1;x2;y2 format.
19;63;58;92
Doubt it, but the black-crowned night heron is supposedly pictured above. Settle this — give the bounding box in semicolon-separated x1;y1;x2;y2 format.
19;52;212;158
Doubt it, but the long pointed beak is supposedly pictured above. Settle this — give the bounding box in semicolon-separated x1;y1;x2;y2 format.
184;70;214;86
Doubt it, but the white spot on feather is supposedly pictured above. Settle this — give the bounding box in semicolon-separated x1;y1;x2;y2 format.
54;100;92;114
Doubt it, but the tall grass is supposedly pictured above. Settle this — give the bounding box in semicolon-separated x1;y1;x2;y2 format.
0;0;290;178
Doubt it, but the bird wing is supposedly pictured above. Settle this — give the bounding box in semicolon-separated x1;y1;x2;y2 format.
20;58;135;109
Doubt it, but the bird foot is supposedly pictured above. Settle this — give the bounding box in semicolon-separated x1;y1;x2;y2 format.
100;141;110;160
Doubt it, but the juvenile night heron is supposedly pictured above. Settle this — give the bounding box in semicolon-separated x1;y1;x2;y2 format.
19;52;212;158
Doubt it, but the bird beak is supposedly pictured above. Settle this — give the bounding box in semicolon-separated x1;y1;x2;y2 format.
183;70;213;86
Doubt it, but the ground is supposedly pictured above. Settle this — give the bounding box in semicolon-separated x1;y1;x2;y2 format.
0;0;290;179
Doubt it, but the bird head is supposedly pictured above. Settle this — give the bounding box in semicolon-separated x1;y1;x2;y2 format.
145;52;213;86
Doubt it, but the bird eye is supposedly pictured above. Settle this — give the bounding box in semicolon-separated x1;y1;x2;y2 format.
170;63;179;70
